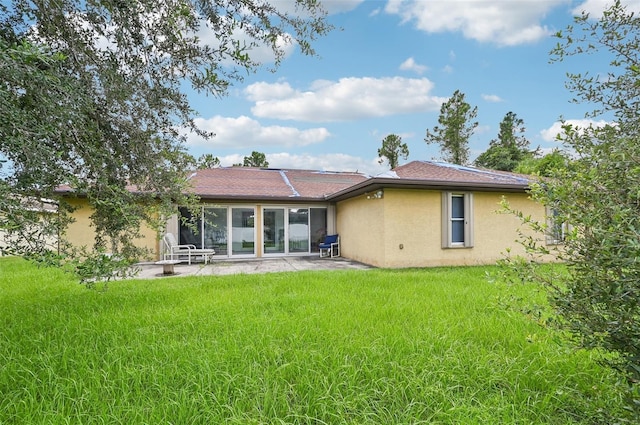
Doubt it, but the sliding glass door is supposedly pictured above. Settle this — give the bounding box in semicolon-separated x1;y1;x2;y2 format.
204;208;227;255
288;208;309;253
178;205;327;258
231;207;255;256
263;208;285;254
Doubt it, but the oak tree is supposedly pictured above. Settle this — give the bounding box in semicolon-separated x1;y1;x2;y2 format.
0;0;331;281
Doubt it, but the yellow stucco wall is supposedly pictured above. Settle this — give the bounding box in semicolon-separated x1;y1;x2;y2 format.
337;188;546;268
63;198;159;260
335;194;386;267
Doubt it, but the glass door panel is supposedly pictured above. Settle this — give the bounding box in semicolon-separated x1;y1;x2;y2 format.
310;208;327;252
178;207;203;248
204;207;228;256
263;208;285;254
231;207;255;255
288;208;309;253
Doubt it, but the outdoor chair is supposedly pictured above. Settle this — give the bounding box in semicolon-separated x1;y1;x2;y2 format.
319;234;340;258
162;232;215;264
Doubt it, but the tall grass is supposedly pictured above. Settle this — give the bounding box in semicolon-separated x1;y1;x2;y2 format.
0;257;623;424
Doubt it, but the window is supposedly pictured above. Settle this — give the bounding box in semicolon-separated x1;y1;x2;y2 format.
178;207;202;248
545;206;567;245
442;192;474;248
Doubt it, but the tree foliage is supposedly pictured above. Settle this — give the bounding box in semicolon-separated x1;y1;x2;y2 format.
244;151;269;167
236;151;269;167
474;111;535;171
0;0;330;280
514;149;571;177
196;154;221;169
377;134;409;169
425;90;477;165
502;1;640;418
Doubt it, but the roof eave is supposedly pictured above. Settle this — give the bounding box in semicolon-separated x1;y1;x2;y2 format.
326;178;531;202
197;194;331;203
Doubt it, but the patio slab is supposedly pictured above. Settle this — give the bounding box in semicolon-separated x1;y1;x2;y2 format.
134;256;372;279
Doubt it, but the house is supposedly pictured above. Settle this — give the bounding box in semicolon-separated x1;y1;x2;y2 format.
1;197;59;255
60;161;547;268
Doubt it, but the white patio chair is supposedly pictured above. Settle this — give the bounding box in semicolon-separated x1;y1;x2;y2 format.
162;233;215;264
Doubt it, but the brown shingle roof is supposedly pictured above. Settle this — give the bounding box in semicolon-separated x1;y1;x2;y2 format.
190;167;369;200
392;161;531;185
56;162;533;201
327;161;533;201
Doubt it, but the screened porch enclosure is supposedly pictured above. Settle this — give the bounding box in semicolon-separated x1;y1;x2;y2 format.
178;205;328;257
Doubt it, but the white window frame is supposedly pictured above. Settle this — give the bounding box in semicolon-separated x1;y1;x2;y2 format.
545;205;567;245
441;192;474;248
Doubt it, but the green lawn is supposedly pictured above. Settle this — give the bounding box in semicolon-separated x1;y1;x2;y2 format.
0;257;624;424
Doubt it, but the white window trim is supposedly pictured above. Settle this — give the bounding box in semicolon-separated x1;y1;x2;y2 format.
545;205;567;245
441;192;474;248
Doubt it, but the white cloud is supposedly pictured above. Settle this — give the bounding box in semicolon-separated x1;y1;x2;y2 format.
244;81;297;101
250;152;388;175
475;124;492;136
247;77;446;122
196;20;295;66
195;1;365;66
540;119;612;141
399;57;428;74
385;0;564;46
320;0;365;14
481;94;503;103
186;115;330;147
572;0;640;17
370;128;415;142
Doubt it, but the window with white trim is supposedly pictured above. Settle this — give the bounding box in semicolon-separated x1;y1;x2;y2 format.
442;192;474;248
545;206;567;245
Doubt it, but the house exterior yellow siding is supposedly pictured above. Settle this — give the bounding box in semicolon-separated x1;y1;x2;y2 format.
337;188;545;268
64;198;159;260
335;194;386;267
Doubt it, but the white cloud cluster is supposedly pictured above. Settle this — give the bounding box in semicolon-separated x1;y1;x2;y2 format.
481;94;503;103
399;57;428;74
257;152;387;175
247;77;446;122
384;0;565;46
540;119;612;141
196;18;296;67
321;0;366;14
193;0;365;67
214;152;385;175
186;115;330;147
573;0;640;17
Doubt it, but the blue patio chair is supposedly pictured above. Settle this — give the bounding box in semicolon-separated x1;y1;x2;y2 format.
319;234;340;258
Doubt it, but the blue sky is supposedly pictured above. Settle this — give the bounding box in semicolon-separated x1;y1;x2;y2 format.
184;0;631;175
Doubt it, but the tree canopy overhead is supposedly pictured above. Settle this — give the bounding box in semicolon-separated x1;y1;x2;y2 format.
0;0;331;278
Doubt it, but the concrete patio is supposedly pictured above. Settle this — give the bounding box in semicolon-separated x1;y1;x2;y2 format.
134;256;372;279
